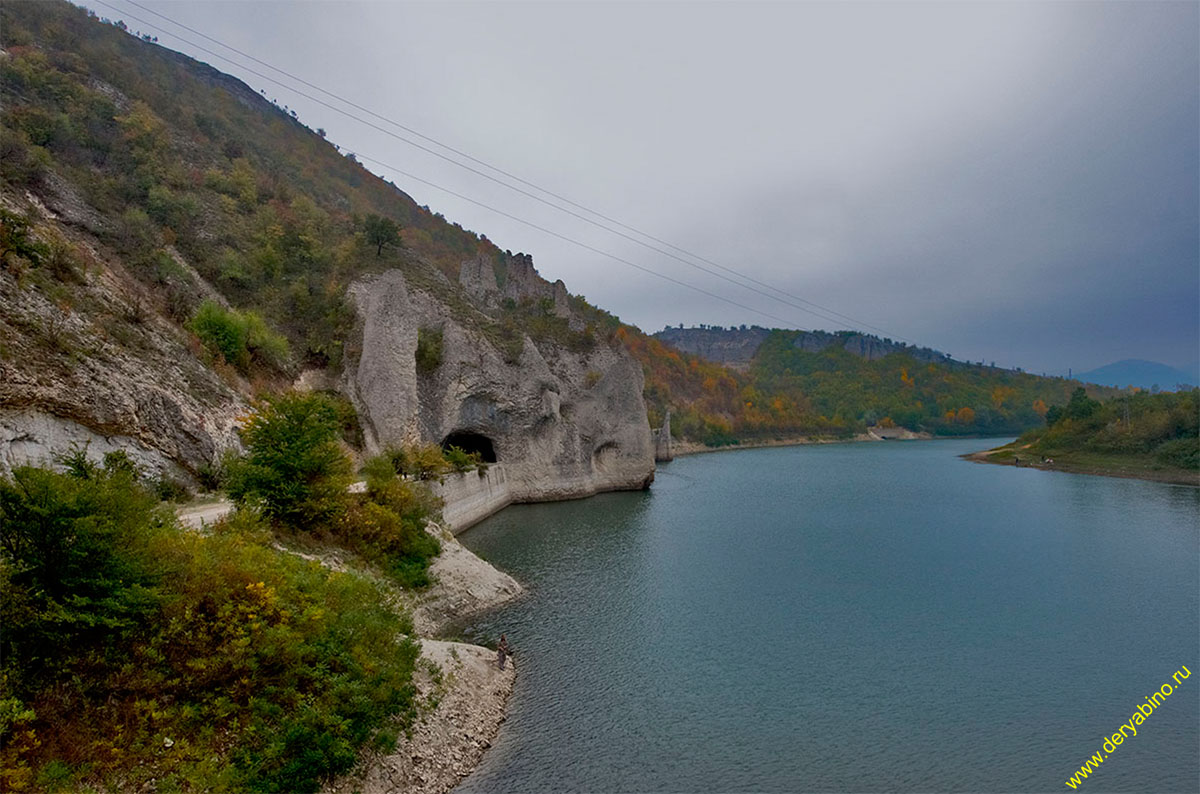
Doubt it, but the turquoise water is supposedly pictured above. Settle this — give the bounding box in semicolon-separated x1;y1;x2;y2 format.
454;439;1199;792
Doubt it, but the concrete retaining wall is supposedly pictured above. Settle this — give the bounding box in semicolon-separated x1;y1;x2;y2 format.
433;465;514;535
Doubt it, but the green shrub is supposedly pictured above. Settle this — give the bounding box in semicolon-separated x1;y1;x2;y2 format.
409;443;449;481
444;445;481;473
1155;437;1200;470
225;392;352;528
195;460;225;492
0;125;50;187
188;300;290;373
0;209;48;273
352;454;443;588
189;299;248;367
378;443;449;481
361;453;400;488
241;310;291;370
145;184;198;234
415;326;443;374
324;391;364;448
152;474;192;503
384;446;410;477
0;461;163;676
0;467;420;794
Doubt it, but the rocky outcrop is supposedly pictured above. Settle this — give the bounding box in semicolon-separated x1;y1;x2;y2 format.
791;330;949;363
404;527;524;636
459;251;572;319
0;195;245;481
653;326;771;369
0;408;199;481
653;409;673;462
653;326;952;368
343;268;655;516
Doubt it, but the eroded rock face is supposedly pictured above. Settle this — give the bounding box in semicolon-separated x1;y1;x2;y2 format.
653;326;771;369
343;269;655;509
653;326;953;367
0;201;245;481
459;251;572;319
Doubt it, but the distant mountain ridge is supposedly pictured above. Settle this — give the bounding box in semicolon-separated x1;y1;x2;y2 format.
623;324;1120;446
1074;359;1197;391
653;326;953;370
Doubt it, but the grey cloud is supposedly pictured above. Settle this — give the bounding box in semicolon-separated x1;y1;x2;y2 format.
123;0;1197;375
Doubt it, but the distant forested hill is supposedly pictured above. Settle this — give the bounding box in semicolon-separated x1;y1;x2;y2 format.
631;326;1125;446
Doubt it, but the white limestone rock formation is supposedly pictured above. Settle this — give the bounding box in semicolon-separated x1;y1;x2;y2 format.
343;268;655;514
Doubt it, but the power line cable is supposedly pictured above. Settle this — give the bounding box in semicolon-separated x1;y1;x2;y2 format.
98;0;913;341
88;1;804;327
122;0;908;340
94;1;912;336
98;1;867;334
351;154;805;329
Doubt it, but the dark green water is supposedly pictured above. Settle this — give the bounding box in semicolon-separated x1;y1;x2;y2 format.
454;439;1199;793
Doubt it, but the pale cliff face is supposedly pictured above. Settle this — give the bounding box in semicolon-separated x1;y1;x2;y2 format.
344;269;655;502
0;203;245;482
653;326;952;367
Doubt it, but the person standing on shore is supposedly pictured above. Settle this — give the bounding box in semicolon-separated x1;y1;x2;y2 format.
497;634;511;670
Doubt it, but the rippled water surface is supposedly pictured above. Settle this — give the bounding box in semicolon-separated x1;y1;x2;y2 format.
454;439;1199;792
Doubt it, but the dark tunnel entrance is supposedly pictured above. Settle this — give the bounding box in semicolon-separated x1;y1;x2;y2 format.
441;431;497;463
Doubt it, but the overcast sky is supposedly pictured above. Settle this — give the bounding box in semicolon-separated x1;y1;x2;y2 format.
90;1;1198;376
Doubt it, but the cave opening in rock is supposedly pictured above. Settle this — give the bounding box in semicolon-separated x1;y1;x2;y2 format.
441;431;497;463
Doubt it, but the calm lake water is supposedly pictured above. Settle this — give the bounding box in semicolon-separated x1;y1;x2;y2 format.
454;439;1199;793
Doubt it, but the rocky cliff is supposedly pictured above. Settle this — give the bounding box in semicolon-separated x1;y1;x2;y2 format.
0;195;245;482
653;326;952;368
343;261;655;508
652;326;771;369
459;251;572;320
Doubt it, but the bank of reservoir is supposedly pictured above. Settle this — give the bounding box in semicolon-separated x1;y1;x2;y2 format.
455;438;1199;792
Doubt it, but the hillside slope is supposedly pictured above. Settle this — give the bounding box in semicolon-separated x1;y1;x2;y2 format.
0;1;652;492
970;388;1199;485
633;325;1124;445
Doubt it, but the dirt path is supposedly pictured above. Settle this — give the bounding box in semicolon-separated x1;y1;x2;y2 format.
176;498;233;528
175;480;367;528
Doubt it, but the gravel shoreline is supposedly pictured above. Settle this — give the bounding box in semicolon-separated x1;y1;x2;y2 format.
962;445;1200;486
322;526;523;794
668;428;933;458
325;639;516;794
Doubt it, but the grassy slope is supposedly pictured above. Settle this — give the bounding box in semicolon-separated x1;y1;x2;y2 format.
968;389;1199;486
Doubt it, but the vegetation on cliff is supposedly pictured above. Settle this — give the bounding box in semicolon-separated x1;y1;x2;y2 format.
980;388;1199;482
1;0;454;375
0;1;631;387
0;389;456;791
224;391;443;588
